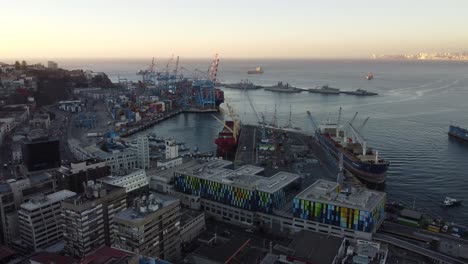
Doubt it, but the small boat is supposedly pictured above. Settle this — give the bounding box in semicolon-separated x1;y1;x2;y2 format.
247;67;264;74
448;125;468;142
442;197;462;207
366;72;374;80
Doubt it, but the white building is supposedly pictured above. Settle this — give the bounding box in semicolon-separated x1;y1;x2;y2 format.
70;143;139;173
18;190;76;251
157;138;182;169
98;169;148;193
136;136;150;169
165;138;178;159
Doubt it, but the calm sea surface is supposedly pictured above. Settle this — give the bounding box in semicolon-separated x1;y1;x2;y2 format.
61;58;468;225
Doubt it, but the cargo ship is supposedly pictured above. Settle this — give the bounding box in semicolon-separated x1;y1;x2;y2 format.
247;67;264;74
448;125;468;141
213;104;241;159
308;109;389;184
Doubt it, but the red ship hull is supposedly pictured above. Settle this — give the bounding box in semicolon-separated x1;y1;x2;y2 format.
214;120;239;159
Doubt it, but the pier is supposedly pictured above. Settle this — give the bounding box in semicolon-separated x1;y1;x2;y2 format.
119;108;218;137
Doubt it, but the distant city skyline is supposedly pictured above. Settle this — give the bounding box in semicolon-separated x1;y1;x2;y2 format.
1;0;468;59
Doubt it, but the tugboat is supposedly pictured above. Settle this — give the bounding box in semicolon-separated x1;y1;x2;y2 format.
442;197;462;208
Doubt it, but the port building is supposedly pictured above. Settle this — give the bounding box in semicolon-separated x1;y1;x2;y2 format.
293;180;386;233
174;160;301;214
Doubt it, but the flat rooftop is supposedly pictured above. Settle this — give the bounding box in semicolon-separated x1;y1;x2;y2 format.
177;160;300;194
181;208;204;227
62;183;123;205
282;230;344;264
148;158;201;181
21;190;76;211
295;179;386;212
115;192;178;223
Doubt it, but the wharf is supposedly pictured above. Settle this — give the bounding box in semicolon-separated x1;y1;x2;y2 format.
120;108;218;137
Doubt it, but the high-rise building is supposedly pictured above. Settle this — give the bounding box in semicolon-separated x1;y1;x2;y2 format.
0;184;16;245
47;61;58;69
61;182;126;258
157;138;182;169
18;190;76;251
165;138;178;159
113;193;181;262
137;136;149;169
55;159;110;193
23;138;61;172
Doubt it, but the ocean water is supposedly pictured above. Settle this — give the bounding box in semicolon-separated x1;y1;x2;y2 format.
61;58;468;224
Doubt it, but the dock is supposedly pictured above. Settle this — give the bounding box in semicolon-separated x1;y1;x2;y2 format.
119;108;219;137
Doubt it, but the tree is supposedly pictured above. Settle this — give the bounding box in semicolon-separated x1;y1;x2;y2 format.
21;60;27;70
14;61;21;70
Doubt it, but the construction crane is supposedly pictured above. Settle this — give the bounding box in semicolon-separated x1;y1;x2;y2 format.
244;89;266;140
173;56;179;76
209;53;219;82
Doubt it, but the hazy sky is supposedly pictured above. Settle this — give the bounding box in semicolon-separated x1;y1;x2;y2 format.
1;0;467;59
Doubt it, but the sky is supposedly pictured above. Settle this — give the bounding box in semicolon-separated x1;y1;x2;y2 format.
1;0;467;59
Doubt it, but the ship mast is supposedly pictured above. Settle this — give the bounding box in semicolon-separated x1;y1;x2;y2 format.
336;107;342;138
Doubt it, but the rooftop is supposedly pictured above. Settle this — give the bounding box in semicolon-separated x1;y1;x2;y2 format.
62;182;124;206
181;208;204;227
282;230;344;264
115;192;178;223
30;252;77;264
149;158;201;181
295;179;386;212
21;190;76;211
177;160;300;194
190;236;251;264
80;246;134;264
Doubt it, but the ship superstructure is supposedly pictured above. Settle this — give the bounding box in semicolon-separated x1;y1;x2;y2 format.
213;104;241;158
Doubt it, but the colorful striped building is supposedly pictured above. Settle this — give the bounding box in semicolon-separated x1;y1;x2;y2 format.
293;180;386;233
174;160;300;214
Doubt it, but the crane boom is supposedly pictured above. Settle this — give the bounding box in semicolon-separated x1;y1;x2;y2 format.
349;124;367;155
359;117;370;131
306;111;319;131
211;114;234;134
